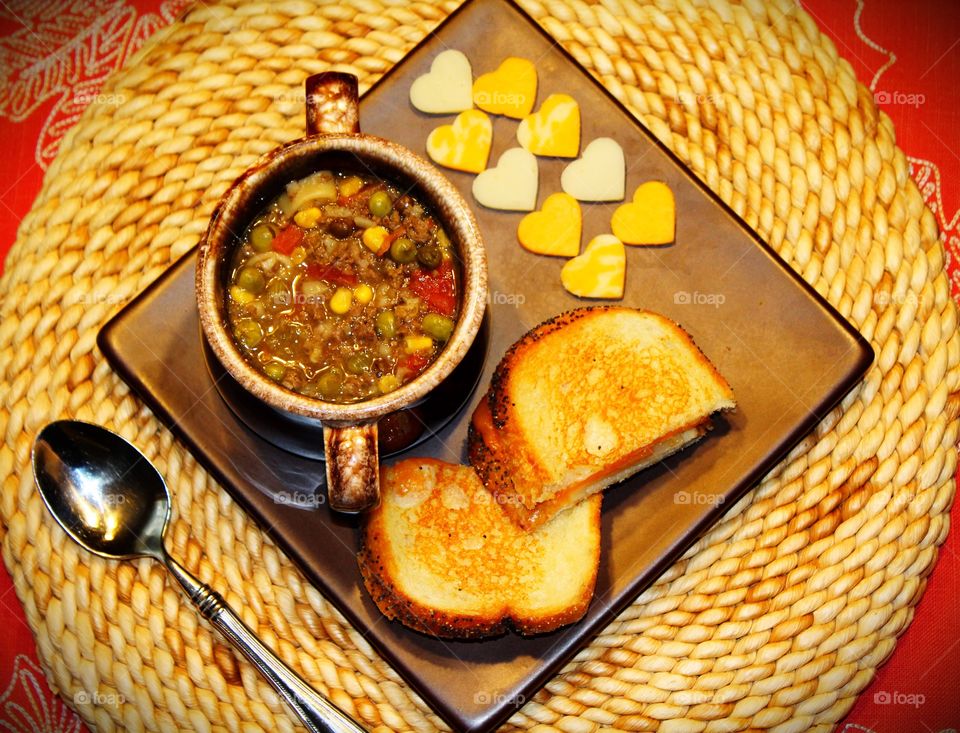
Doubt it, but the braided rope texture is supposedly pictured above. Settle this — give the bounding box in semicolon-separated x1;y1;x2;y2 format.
1;0;957;730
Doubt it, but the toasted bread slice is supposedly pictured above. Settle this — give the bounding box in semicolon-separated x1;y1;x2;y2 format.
358;459;602;638
469;307;735;530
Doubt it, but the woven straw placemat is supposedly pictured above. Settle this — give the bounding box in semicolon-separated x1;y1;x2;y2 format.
1;0;958;730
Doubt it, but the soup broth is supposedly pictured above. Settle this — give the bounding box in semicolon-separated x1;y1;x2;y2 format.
226;170;459;404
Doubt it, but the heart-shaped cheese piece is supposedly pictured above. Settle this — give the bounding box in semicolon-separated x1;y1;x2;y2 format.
426;110;493;174
472;147;538;211
517;193;581;257
409;50;473;114
516;94;580;158
611;181;675;245
561;137;626;202
561;234;625;299
472;57;537;119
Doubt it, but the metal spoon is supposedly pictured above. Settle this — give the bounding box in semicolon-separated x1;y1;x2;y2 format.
32;420;364;733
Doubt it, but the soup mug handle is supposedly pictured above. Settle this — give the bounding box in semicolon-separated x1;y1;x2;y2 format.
305;72;360;136
323;423;380;513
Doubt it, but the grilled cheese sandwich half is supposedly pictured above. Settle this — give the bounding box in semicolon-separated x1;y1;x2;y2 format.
358;459;602;638
469;307;735;530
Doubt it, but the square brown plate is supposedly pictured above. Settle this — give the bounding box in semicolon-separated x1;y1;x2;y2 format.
99;1;873;730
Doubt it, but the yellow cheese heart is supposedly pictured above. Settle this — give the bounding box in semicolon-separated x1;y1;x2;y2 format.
409;49;474;114
425;110;492;174
472;57;537;119
517;94;580;158
561;234;625;299
611;181;675;245
517;193;581;257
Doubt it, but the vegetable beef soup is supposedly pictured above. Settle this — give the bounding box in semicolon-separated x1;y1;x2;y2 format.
226;170;459;404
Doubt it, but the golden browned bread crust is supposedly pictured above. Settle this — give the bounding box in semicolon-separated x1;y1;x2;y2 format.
466;393;537;528
358;459;602;639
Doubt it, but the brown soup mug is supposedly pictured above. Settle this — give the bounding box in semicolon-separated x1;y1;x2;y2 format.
196;73;487;513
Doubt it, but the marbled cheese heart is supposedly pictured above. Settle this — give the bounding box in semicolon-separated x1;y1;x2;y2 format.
517;192;581;257
409;49;474;114
472;57;537;119
516;94;580;158
425;110;492;174
561;233;625;299
472;147;538;210
611;181;676;245
561;137;625;202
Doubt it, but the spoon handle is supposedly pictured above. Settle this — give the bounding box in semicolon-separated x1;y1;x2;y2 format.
165;555;365;733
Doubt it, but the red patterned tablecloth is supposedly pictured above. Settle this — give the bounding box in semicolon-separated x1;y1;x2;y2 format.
0;1;957;731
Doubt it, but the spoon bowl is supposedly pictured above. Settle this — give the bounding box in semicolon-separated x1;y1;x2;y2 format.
33;421;168;560
32;420;363;733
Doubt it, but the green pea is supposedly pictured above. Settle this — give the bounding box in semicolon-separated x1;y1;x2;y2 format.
346;352;373;375
263;362;286;381
417;243;442;270
389;237;417;264
317;367;344;399
375;310;397;338
233;319;263;348
236;266;266;294
368;191;393;218
250;224;274;252
421;313;454;342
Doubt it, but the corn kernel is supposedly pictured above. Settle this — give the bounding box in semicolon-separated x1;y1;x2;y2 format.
404;335;433;353
339;175;363;198
379;374;401;393
293;207;322;228
436;228;452;253
230;285;255;305
290;245;307;265
362;225;389;253
353;283;374;304
329;287;353;314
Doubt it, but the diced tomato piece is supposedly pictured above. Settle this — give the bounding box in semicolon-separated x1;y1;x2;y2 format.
382;225;406;250
306;263;358;286
272;224;303;254
400;352;431;376
409;261;456;316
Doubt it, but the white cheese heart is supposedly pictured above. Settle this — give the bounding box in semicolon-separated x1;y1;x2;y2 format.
560;137;626;202
409;50;474;114
472;147;539;211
